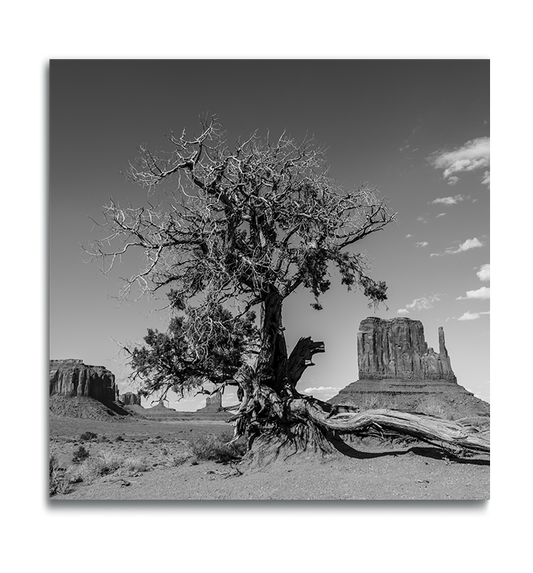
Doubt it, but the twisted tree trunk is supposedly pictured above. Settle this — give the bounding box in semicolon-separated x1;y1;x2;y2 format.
255;286;290;395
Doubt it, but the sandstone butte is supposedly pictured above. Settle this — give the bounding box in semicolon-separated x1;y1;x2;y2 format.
49;359;118;403
328;317;489;420
196;389;224;413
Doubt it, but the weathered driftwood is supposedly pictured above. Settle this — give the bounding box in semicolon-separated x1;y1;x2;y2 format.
288;399;490;454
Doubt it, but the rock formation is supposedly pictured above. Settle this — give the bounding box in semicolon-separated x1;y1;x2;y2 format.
329;317;489;419
196;389;223;413
357;317;456;381
145;399;176;412
49;359;118;403
119;392;142;406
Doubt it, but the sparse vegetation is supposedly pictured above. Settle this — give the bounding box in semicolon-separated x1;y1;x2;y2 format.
164;451;193;467
95;450;123;474
189;433;246;464
49;455;71;496
80;431;98;441
65;450;149;486
120;456;149;475
51;446;148;494
72;445;90;463
418;398;455;420
359;395;399;411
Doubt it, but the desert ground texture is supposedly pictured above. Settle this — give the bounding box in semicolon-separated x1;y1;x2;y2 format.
50;413;489;501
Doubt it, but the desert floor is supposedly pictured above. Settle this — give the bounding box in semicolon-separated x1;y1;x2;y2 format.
49;415;489;501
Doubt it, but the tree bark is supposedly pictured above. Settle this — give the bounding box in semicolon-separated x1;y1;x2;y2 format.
255;286;290;395
287;337;326;388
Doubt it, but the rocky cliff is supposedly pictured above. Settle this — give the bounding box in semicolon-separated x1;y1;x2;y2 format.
357;317;456;381
329;317;489;419
49;359;118;403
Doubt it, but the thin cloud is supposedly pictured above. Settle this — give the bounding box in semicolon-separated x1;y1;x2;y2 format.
302;386;339;399
416;241;429;248
417;216;427;223
435;213;446;218
457;286;490;300
405;233;413;239
430;237;484;257
428;136;490;185
476;263;490;281
458;311;490;321
431;194;469;205
399;294;441;313
450;238;484;253
303;386;338;393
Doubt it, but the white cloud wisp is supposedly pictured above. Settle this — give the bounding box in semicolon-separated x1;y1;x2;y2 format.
430;237;484;257
398;294;441;314
476;263;490;281
428;137;490;186
431;194;469;205
457;286;490;300
458;311;490;321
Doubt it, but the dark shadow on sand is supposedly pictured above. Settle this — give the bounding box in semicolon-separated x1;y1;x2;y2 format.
328;433;489;466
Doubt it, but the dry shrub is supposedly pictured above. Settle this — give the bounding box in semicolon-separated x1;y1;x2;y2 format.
72;445;90;464
418;398;454;420
120;456;149;475
49;455;71;496
359;395;399;411
165;451;192;466
67;450;124;484
189;433;245;463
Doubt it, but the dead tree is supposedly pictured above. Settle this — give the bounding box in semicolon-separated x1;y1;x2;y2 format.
88;117;489;460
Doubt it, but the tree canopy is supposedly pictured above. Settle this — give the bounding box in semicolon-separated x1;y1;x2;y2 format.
92;118;393;308
127;304;259;401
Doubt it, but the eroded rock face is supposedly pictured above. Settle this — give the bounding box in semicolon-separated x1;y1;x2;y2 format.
357;317;456;381
49;359;118;403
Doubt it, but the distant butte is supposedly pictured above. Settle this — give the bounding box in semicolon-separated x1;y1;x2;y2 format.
49;359;118;402
196;389;224;413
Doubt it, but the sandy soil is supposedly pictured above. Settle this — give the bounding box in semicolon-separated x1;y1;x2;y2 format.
49;415;489;501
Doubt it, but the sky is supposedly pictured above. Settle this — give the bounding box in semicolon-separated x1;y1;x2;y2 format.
50;59;490;409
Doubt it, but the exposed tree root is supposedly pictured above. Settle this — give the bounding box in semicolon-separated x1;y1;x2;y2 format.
288;398;490;456
234;394;489;468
